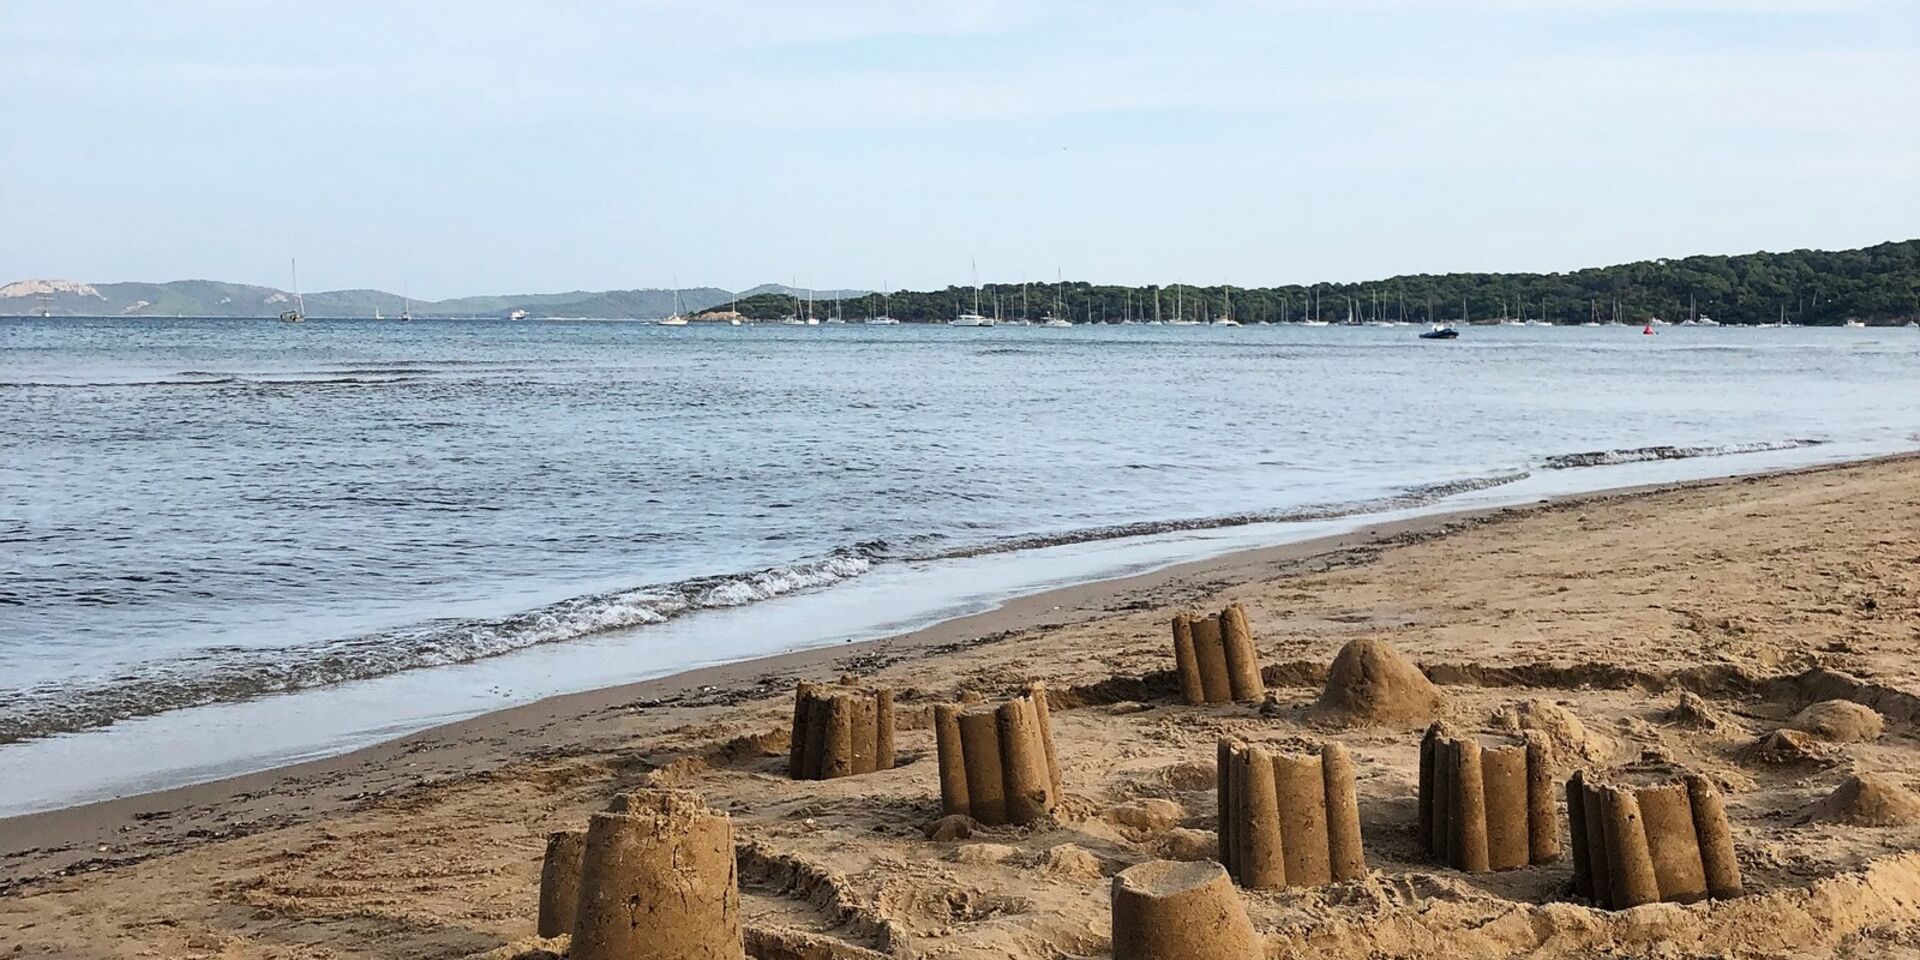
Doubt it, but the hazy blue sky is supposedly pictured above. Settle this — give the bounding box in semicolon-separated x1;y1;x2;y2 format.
4;1;1916;297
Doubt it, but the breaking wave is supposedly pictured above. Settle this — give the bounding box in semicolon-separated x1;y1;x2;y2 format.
1540;439;1824;470
0;436;1834;743
910;471;1530;561
0;550;874;744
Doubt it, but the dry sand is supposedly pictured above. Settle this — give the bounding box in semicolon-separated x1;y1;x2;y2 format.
5;456;1920;958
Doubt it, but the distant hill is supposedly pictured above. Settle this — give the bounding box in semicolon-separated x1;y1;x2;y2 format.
0;279;763;319
7;240;1917;324
737;283;874;301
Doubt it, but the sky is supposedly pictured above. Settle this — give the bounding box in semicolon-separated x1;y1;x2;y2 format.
3;1;1917;298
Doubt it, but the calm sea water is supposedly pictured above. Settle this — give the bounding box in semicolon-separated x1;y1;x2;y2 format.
4;317;1918;812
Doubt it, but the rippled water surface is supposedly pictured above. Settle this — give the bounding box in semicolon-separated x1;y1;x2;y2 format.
5;318;1919;763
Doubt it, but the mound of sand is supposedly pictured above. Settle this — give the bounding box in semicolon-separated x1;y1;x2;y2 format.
1798;774;1920;826
923;814;978;841
1308;637;1446;727
1664;690;1740;734
474;938;565;960
1034;843;1106;881
1491;699;1611;771
1153;828;1217;862
1738;728;1835;766
1789;700;1885;743
1103;799;1186;840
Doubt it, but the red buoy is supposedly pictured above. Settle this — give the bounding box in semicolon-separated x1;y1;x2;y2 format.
1642;324;1655;335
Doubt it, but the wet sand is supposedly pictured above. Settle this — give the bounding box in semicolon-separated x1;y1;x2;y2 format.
4;455;1920;958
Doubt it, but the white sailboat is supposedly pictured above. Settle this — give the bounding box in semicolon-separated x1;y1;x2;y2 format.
1299;287;1329;325
400;284;413;321
1168;283;1201;325
1212;284;1238;325
278;258;306;323
1040;270;1071;326
660;281;689;325
871;279;898;324
950;260;993;326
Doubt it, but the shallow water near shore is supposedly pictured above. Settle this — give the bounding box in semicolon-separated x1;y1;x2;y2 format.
4;319;1919;815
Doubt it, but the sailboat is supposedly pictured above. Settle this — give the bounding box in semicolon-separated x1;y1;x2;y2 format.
278;258;306;324
373;305;383;320
1213;285;1239;325
1040;270;1071;326
1167;283;1201;325
871;281;899;324
660;281;689;325
400;284;413;321
950;260;993;326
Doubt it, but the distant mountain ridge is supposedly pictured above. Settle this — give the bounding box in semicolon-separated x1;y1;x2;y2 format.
0;279;872;319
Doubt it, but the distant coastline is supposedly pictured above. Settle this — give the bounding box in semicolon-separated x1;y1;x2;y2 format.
5;238;1917;325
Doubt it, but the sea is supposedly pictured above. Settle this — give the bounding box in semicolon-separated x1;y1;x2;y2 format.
4;317;1918;816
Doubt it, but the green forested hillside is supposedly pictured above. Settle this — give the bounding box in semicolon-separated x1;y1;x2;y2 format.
711;240;1920;326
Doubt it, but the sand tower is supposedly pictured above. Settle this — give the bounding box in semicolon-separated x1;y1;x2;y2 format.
1171;603;1265;705
1215;739;1367;888
569;789;745;960
1565;768;1743;909
535;829;586;938
789;682;896;780
1418;724;1561;871
934;683;1063;826
1111;860;1263;960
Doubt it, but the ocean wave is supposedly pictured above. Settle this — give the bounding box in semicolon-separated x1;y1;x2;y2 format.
910;470;1530;561
0;550;873;744
1540;439;1824;470
0;374;421;388
186;366;445;377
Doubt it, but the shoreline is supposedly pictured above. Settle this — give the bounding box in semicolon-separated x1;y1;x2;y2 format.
5;450;1912;886
4;433;1905;819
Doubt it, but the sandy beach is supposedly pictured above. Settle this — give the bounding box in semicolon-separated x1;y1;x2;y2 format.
5;454;1920;959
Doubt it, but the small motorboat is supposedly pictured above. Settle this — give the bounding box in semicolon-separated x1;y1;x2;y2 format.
1419;324;1459;340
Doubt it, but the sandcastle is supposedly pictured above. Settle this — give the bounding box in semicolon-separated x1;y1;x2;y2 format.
1565;769;1744;909
1171;603;1265;705
556;789;745;960
1111;860;1262;960
1215;739;1366;888
535;829;586;939
788;682;896;780
934;683;1063;826
1418;725;1561;871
